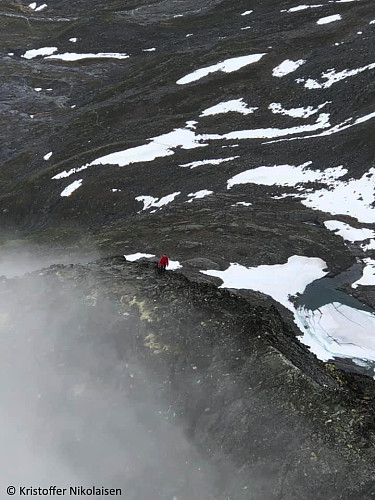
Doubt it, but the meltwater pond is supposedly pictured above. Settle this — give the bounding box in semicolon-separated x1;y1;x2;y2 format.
295;262;375;377
202;258;375;377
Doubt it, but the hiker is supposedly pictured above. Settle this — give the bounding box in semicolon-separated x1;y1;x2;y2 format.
157;254;169;274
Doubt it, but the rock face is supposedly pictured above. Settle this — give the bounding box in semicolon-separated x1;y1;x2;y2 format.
1;256;375;499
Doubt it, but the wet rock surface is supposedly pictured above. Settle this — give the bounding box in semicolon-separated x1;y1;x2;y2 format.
1;256;375;499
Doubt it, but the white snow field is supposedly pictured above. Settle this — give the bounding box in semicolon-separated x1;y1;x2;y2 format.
272;59;306;77
295;304;375;363
301;168;375;223
179;157;239;169
299;63;375;89
352;259;375;288
200;99;258;116
324;221;375;242
187;190;213;202
268;102;329;118
22;47;57;59
21;47;130;61
201;256;327;310
227;162;375;224
124;252;155;261
46;52;130;61
60;179;83;197
281;4;323;12
135;192;181;211
202;257;375;366
316;14;342;25
227;162;345;188
176;53;266;84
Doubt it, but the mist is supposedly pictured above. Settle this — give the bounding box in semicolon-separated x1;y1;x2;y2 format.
0;244;100;279
0;254;224;500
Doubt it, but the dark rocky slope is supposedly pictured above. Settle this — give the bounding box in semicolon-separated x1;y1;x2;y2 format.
1;256;375;499
1;0;374;307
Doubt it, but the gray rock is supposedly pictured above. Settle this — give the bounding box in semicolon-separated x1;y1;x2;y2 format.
182;257;220;269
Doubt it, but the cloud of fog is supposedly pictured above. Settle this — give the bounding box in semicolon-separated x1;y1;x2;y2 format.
0;244;100;279
0;258;224;500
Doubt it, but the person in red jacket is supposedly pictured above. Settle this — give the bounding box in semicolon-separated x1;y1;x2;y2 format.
157;254;169;274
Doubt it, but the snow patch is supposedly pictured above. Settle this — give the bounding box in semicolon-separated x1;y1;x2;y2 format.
352;259;375;288
301;168;375;223
35;3;47;11
177;53;266;84
201;256;327;310
43;152;52;161
227;162;347;189
301;63;375;89
281;4;323;12
362;240;375;252
124;253;155;261
46;52;129;61
135;192;181;211
180;157;239;169
266;111;375;143
204;113;330;141
317;14;342;24
272;59;305;77
168;260;182;270
296;304;375;362
268;101;329;118
52;165;88;179
324;220;375;242
200;99;258;116
22;47;57;59
187;190;213;202
60;179;82;197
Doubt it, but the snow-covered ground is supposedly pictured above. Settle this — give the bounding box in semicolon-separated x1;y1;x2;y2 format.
324;221;375;242
135;192;181;211
176;53;266;84
316;14;342;25
295;304;375;363
46;52;130;61
352;259;375;288
200;99;258;116
60;179;83;197
227;162;375;224
201;256;375;371
201;256;327;310
272;59;306;77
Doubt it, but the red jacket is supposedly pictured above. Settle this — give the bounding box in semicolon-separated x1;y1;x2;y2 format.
158;255;169;267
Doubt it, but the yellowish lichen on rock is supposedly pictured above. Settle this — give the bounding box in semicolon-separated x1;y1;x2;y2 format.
129;296;153;321
144;333;173;354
